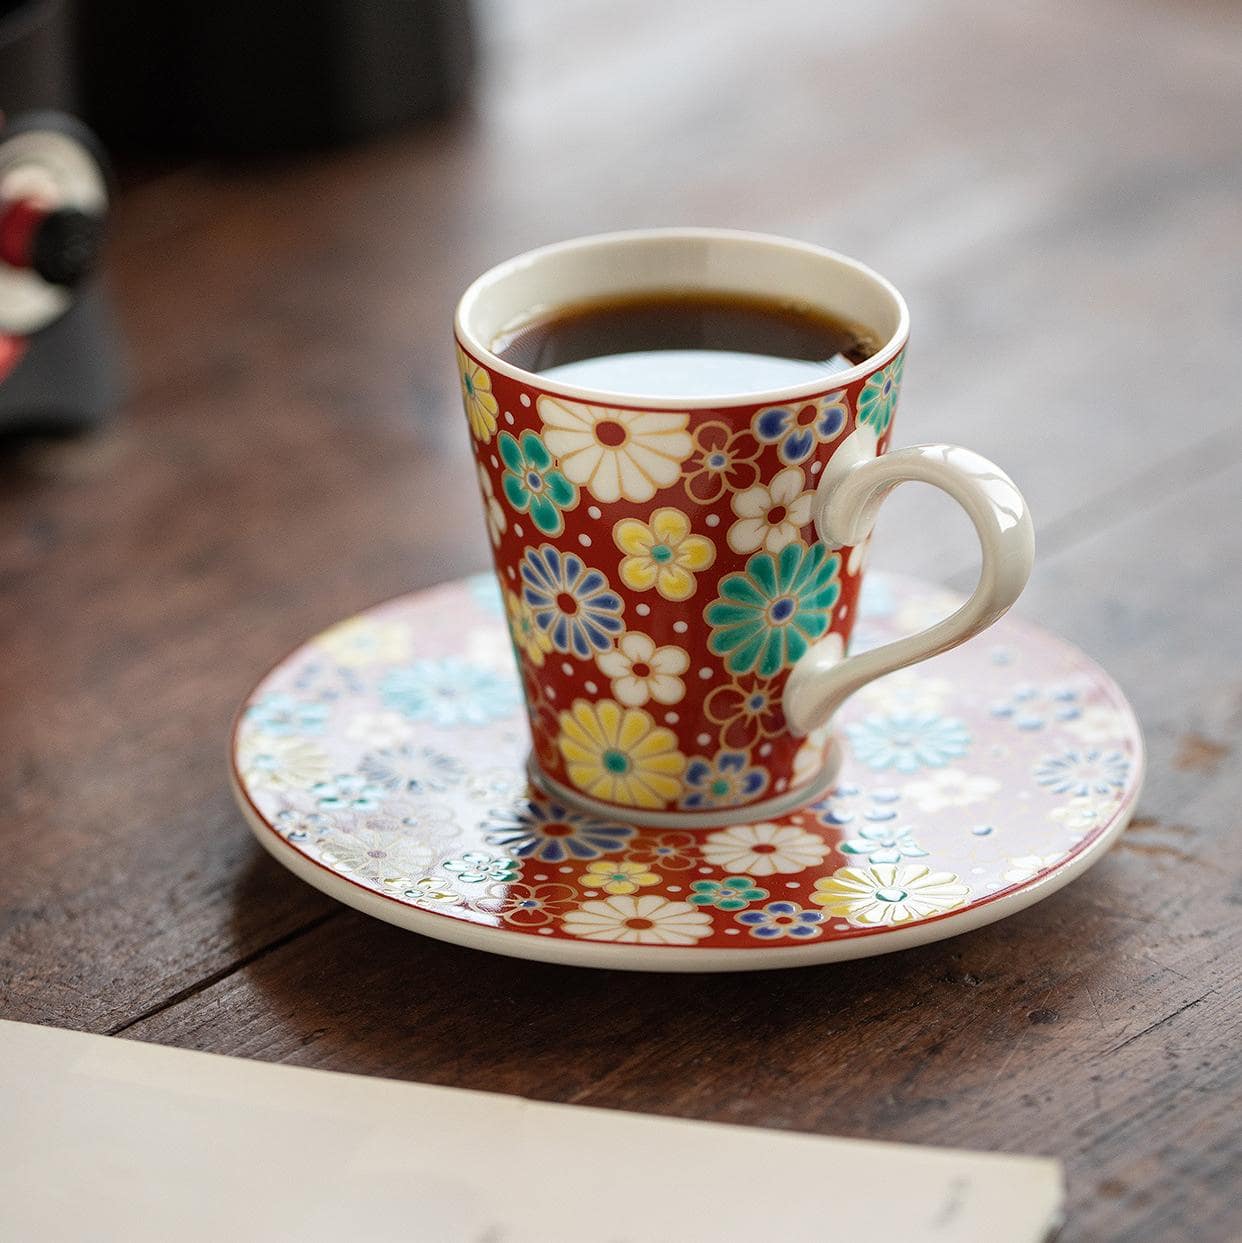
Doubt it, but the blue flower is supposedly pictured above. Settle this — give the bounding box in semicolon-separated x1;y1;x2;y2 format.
245;693;328;736
1034;749;1130;797
736;900;825;940
443;852;520;884
838;823;929;864
817;787;924;862
990;683;1082;731
381;658;520;727
752;392;849;465
813;783;901;826
311;773;384;811
680;751;768;809
520;544;625;659
485;798;633;863
846;714;971;773
358;745;465;793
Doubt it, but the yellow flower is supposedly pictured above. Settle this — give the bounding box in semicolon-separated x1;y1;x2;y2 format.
810;864;970;925
317;617;412;667
558;698;686;809
613;507;716;601
537;396;691;503
581;858;660;895
237;733;330;790
505;589;552;668
458;345;498;442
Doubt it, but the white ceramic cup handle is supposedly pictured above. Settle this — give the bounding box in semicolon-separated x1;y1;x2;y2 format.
784;438;1035;736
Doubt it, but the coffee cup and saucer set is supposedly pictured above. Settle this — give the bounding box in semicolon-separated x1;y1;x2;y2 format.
230;230;1143;971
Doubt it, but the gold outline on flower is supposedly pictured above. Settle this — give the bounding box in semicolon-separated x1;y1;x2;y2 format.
614;507;715;602
458;345;499;442
595;631;689;707
538;395;691;503
557;698;686;809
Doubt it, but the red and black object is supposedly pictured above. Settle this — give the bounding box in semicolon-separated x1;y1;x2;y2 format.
0;196;103;287
0;110;121;434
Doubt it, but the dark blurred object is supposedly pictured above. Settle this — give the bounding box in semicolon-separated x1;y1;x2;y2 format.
0;0;75;112
0;111;121;435
78;0;476;156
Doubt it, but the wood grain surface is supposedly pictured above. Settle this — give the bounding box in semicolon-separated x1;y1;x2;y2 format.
2;3;1239;1240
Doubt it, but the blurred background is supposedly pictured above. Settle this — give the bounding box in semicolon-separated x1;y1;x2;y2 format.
2;10;1239;1238
3;0;1240;810
2;0;1233;601
5;0;1240;841
3;0;1238;621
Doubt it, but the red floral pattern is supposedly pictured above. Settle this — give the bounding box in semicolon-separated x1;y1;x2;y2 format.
461;343;897;814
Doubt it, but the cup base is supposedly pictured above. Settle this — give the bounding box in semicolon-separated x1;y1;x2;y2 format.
524;737;844;831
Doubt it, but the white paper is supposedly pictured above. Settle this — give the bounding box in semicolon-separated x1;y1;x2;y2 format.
0;1020;1063;1242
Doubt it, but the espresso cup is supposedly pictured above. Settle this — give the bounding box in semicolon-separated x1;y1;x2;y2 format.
455;229;1033;828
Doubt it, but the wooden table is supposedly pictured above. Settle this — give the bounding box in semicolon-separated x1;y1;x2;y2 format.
3;3;1239;1239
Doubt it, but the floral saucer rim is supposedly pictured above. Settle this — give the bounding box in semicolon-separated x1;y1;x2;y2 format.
233;772;1137;971
229;571;1144;973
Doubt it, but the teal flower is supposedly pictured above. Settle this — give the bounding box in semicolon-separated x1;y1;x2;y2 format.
311;773;384;812
846;713;970;773
443;851;521;884
839;823;929;864
856;354;904;436
499;430;577;535
381;658;521;726
688;875;769;911
245;693;328;736
705;543;840;677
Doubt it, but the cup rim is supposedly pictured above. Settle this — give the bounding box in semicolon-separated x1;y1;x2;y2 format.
453;227;910;411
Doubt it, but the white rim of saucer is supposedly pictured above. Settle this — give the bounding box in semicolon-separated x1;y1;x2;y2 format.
453;228;911;410
233;765;1139;973
228;573;1147;974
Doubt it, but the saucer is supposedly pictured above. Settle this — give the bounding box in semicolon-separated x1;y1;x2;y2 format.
230;572;1143;972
